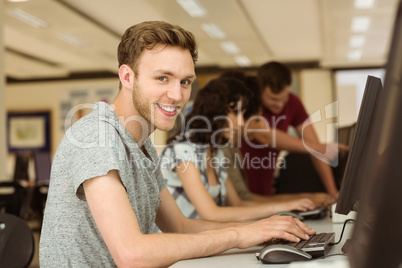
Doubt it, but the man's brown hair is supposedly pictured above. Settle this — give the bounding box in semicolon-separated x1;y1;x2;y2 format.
257;61;292;94
117;21;198;87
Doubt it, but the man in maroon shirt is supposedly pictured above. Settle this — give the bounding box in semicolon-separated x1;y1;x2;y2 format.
241;61;347;199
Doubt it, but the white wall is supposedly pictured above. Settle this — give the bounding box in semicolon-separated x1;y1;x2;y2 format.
299;69;336;143
334;69;385;127
0;0;7;180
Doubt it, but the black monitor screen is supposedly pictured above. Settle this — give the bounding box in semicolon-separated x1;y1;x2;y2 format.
335;75;383;215
349;1;402;267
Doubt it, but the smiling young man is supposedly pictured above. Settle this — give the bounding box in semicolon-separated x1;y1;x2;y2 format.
39;22;315;267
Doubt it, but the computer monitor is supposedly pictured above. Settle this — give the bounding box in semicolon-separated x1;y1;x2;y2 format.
335;75;383;215
348;1;402;267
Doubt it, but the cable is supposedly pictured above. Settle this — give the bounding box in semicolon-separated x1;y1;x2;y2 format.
329;218;355;246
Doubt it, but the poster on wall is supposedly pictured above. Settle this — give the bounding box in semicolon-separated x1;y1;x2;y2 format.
59;87;118;132
7;111;51;152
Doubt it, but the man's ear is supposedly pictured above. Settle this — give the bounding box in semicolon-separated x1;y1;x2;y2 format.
118;64;134;90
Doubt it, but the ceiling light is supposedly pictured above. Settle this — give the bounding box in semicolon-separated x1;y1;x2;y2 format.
7;8;49;28
220;41;240;55
176;0;207;17
355;0;375;9
8;0;30;2
58;33;88;47
202;23;226;39
351;16;371;32
348;50;363;61
234;55;251;67
349;35;366;47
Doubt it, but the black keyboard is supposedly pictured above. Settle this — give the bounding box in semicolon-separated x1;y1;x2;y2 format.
273;232;335;258
256;233;335;263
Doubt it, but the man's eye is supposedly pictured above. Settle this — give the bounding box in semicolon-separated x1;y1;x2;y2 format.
158;77;168;82
181;80;190;85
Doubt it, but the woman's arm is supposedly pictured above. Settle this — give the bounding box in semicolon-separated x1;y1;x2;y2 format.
176;162;315;222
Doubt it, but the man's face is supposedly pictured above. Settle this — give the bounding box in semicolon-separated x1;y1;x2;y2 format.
261;86;290;115
132;44;195;131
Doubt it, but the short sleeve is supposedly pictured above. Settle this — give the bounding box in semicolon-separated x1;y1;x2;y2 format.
65;119;123;201
163;143;202;171
289;93;309;127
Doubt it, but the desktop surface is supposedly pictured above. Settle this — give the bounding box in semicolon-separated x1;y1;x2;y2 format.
171;215;352;268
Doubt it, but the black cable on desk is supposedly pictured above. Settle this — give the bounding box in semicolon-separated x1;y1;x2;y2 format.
329;219;355;246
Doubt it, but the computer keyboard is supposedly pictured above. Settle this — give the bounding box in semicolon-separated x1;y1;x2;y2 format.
273;232;335;258
256;232;336;264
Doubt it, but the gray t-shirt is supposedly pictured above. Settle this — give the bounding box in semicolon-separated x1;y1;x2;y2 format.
39;102;165;267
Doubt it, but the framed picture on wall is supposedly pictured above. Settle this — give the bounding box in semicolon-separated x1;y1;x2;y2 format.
7;111;51;152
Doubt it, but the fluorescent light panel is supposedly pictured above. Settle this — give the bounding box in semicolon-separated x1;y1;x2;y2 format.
7;8;49;28
8;0;30;2
351;16;371;32
355;0;375;9
176;0;207;17
349;35;366;47
58;33;88;47
348;50;362;61
234;55;251;67
202;23;226;39
220;41;240;55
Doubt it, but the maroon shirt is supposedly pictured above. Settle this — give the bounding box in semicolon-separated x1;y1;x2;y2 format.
240;93;309;195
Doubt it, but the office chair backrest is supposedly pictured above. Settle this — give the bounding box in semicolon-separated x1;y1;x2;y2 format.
13;152;30;182
0;213;35;268
34;151;51;185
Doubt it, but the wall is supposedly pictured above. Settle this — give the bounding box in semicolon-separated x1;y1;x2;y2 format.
299;69;335;143
334;69;385;127
0;0;7;180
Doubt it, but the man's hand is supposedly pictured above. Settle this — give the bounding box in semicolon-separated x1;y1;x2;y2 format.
306;193;336;207
234;215;316;249
284;198;316;212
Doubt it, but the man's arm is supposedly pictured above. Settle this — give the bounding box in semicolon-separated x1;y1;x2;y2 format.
177;162;315;222
84;169;315;267
246;116;343;159
296;122;339;199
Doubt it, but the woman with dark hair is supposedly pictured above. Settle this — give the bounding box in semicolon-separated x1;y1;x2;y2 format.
159;77;315;222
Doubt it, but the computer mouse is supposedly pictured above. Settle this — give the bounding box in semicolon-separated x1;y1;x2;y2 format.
256;244;312;264
275;211;304;220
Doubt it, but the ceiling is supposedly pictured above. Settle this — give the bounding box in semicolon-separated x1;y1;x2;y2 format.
2;0;400;81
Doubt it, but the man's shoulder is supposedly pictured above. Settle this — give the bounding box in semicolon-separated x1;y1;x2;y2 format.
286;92;307;111
288;92;303;103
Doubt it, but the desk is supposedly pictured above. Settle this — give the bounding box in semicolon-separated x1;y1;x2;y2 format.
171;216;353;268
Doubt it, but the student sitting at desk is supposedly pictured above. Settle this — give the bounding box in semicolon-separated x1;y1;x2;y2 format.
160;77;316;222
220;75;335;207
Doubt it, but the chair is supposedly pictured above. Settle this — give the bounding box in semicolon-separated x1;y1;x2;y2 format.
275;153;328;194
32;151;51;222
0;182;23;216
0;213;35;268
0;152;31;217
